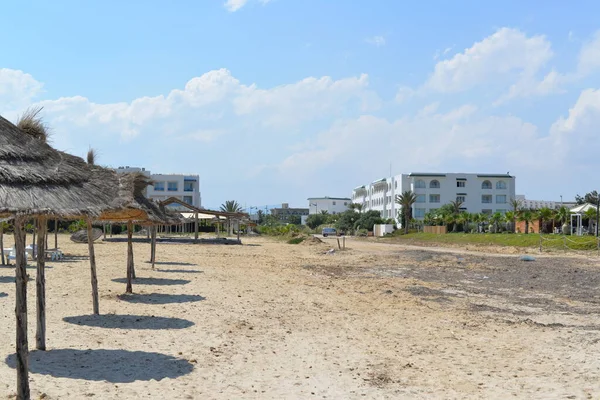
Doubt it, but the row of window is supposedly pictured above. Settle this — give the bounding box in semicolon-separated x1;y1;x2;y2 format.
415;194;508;204
370;196;393;206
153;182;195;192
414;179;508;190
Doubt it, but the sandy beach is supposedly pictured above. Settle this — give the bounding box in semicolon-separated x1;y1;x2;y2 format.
1;234;600;399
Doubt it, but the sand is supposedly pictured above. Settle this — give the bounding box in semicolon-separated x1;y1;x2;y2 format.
1;234;599;399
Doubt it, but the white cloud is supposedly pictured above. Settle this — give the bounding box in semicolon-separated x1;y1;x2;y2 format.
0;68;43;109
224;0;248;12
425;28;553;94
578;30;600;76
224;0;274;12
365;36;386;47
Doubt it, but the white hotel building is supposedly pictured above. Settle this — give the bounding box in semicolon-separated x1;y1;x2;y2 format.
352;172;516;223
116;166;201;210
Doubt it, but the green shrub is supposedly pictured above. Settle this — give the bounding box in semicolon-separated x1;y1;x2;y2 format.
287;237;306;244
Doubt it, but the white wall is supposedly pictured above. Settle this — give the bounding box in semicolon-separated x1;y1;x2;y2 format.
308;198;351;214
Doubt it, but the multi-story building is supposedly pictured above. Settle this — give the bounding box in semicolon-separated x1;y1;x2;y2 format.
307;197;352;215
115;166;201;210
270;203;309;223
515;195;556;210
351;172;516;223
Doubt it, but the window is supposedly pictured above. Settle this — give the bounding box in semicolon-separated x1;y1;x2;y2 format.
482;180;492;189
183;196;193;204
457;181;465;188
456;195;466;203
168;182;178;191
496;180;507;189
429;194;440;203
429;180;440;189
415;208;426;218
496;195;507;204
416;194;426;203
482;209;493;215
415;179;426;189
154;182;165;191
482;195;492;203
333;201;336;205
184;182;194;192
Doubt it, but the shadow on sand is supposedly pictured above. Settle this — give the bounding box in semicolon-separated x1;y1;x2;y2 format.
0;265;53;270
6;349;194;382
117;293;206;304
0;292;6;298
111;277;191;286
154;269;204;274
0;276;15;284
145;261;198;266
63;314;194;330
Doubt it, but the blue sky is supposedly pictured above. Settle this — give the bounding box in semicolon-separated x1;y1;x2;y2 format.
2;1;600;209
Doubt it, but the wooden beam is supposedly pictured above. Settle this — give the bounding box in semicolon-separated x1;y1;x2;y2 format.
14;217;30;400
126;221;134;293
151;226;157;269
87;219;100;315
54;219;58;250
35;217;47;351
194;212;199;242
0;222;5;266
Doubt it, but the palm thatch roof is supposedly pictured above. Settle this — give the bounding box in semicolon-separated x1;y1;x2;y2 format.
0;115;177;225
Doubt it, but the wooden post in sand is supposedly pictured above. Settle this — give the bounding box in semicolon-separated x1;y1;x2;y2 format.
194;212;199;242
31;219;36;259
36;217;47;350
0;222;5;266
87;219;100;315
126;221;134;293
14;216;30;400
150;225;157;269
54;218;58;250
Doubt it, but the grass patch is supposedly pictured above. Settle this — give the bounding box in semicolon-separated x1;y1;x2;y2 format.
384;232;599;251
287;237;306;245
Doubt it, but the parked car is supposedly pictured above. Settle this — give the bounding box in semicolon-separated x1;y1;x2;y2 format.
322;227;337;237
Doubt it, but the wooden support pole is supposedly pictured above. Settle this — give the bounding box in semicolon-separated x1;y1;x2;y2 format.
236;220;240;242
87;219;100;315
0;222;5;266
31;220;36;259
194;212;199;242
14;217;30;400
54;219;58;250
151;226;157;269
126;221;134;293
103;224;107;240
35;217;47;351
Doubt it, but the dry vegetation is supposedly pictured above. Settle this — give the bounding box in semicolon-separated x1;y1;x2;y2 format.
0;234;599;399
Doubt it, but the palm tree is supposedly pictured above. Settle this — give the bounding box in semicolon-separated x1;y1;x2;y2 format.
456;211;471;233
220;200;243;213
444;213;457;232
518;210;535;234
449;200;463;215
509;198;522;233
556;206;570;234
585;208;597;234
320;210;329;215
396;191;417;234
537;207;554;234
349;203;363;213
490;212;503;233
504;211;515;232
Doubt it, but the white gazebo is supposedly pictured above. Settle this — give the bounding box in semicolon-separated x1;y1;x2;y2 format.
569;203;596;236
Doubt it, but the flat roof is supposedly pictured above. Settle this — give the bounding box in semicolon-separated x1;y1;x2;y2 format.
408;173;447;177
307;197;351;201
477;174;513;178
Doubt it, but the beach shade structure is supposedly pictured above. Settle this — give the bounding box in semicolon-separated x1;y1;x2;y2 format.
96;172;184;293
0;114;139;400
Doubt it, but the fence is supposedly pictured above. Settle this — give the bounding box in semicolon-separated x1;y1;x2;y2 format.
423;226;447;234
539;234;600;255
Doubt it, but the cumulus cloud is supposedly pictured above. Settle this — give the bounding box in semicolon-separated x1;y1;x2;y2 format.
224;0;274;12
365;36;386;47
425;28;554;94
0;68;43;109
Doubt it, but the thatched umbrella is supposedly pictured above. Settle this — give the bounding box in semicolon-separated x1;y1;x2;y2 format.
96;172;183;293
0;113;136;400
